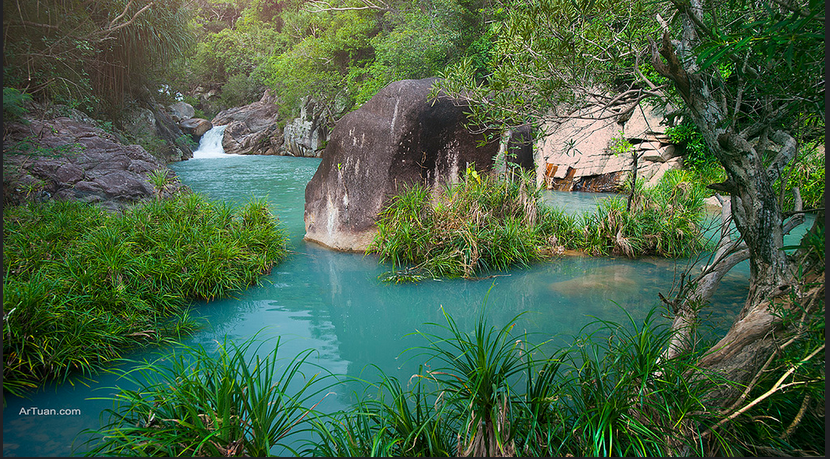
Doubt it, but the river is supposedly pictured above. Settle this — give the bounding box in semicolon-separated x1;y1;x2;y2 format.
4;145;780;456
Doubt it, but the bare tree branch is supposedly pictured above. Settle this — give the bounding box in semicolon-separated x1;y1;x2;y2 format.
98;1;154;40
307;0;390;13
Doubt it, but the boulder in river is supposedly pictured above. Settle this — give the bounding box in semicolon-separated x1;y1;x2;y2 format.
179;117;213;137
212;90;283;155
303;77;503;252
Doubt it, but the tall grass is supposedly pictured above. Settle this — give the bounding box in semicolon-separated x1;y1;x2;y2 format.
305;368;455;457
302;306;728;457
80;298;824;456
371;168;546;281
371;168;709;282
3;194;289;395
82;336;327;457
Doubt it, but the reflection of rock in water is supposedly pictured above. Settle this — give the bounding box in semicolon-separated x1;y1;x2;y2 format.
548;264;637;297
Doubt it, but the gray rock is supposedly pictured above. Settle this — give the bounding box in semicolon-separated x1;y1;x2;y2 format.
167;101;196;122
179;118;213;137
304;78;503;252
123;107;157;140
213;90;283;155
151;104;194;162
3;116;181;210
282;97;329;157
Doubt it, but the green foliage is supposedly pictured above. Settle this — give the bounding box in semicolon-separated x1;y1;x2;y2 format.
372;169;709;281
189;16;284;107
370;167;545;281
581;170;709;257
2;87;33;122
4;136;84;158
779;141;825;211
81;335;326;457
79;299;824;456
303;306;746;457
306;368;455;456
220;72;264;108
665;122;726;185
3;0;194;118
694;0;824;127
435;0;662;129
414;308;552;456
2;194;288;394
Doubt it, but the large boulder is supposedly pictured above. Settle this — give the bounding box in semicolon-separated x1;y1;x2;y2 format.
212;90;283;155
179;117;213;137
3;117;181;212
535;102;682;192
304;77;503;252
167;101;196;122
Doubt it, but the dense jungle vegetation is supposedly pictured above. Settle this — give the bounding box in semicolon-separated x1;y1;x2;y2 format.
3;0;825;456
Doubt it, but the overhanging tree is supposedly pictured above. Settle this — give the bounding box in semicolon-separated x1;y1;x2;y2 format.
435;0;824;451
645;0;824;403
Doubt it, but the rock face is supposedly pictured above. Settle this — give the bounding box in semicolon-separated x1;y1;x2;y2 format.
3;117;180;212
179;117;213;137
150;104;195;162
282;98;328;157
212;90;283;155
535;103;682;192
304;77;503;252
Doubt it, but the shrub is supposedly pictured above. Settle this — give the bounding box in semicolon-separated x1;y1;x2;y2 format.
665;121;726;186
370;167;545;281
3;87;32;122
780;141;825;212
581;169;708;258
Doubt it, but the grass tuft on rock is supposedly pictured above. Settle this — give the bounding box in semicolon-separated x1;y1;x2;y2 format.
2;193;289;395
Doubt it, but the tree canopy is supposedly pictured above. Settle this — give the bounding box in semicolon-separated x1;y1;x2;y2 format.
3;0;194;117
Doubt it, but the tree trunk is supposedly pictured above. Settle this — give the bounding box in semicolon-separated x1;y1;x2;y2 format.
649;8;799;406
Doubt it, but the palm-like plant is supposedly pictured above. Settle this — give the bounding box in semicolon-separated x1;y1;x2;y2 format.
82;336;328;457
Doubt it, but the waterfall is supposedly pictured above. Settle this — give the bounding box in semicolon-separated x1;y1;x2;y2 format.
192;125;236;158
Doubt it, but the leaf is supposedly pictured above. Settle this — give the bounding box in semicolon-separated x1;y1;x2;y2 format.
699;45;733;70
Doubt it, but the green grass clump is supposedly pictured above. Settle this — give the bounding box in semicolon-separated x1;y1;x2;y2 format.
3;194;288;395
81;294;824;457
81;336;325;457
371;167;709;282
370;168;546;281
302;307;728;457
580;169;709;257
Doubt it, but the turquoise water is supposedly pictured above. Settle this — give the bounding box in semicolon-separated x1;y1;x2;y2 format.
6;154;794;456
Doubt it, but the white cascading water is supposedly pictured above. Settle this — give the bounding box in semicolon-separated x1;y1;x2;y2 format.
191;125;236;158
